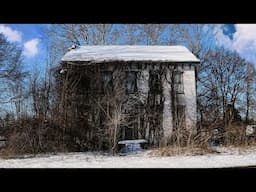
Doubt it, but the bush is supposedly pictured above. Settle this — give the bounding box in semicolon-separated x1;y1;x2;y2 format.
1;118;70;157
223;123;245;146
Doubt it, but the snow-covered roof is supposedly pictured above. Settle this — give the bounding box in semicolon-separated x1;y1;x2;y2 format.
61;45;200;63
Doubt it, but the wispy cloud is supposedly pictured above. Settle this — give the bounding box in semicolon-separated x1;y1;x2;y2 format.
215;24;256;64
0;24;22;42
233;25;256;52
23;38;40;58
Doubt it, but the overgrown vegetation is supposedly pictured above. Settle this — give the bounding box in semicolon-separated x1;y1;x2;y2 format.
0;24;256;157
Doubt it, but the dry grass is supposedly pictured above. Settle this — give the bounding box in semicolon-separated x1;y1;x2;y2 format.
149;144;256;157
149;145;216;156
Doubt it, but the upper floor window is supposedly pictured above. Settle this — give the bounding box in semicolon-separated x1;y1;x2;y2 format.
174;72;184;94
126;71;138;94
149;71;162;94
101;71;113;93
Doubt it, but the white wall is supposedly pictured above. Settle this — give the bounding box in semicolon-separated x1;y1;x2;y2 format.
162;69;173;137
183;67;197;131
162;65;197;137
136;64;197;138
137;69;149;104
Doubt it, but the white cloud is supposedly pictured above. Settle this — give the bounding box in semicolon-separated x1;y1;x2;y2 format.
233;24;256;52
215;24;256;64
23;39;40;58
214;24;233;49
0;24;22;42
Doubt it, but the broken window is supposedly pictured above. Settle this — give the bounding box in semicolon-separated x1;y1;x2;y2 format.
126;71;138;94
176;105;186;129
174;72;184;94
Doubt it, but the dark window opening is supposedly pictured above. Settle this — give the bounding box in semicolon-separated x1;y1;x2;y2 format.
101;71;113;93
77;75;91;94
174;72;184;94
120;125;138;140
125;127;134;140
148;70;163;107
148;94;163;106
126;71;138;94
149;71;162;94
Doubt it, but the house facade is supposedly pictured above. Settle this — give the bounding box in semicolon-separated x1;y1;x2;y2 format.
59;46;199;147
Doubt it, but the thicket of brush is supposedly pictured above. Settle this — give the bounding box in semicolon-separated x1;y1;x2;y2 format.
1;118;256;158
152;122;256;156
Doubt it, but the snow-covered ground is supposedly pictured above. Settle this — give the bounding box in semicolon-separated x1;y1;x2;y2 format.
1;147;256;168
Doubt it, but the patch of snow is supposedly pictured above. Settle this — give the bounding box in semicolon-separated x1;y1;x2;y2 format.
1;147;256;168
61;46;200;63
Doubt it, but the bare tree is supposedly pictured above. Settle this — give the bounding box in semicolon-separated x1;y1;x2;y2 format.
171;24;216;59
46;24;92;66
0;33;28;117
139;24;167;45
245;63;256;123
167;24;217;126
46;24;116;55
118;24;143;45
202;48;248;127
91;24;114;45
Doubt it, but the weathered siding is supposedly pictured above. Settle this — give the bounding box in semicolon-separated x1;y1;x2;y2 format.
183;66;197;131
137;69;149;104
161;65;197;138
60;61;198;148
162;69;173;137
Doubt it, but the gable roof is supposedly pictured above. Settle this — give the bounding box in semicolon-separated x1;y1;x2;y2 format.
61;45;200;63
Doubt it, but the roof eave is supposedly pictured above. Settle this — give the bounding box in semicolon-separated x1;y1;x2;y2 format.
61;59;200;63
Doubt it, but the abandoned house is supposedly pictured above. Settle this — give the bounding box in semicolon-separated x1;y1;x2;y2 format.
58;45;200;149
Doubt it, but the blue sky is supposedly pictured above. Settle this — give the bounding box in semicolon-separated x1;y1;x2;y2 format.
0;24;48;73
0;24;255;74
222;24;236;40
215;24;256;66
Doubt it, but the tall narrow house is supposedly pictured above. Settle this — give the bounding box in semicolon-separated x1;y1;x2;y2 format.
59;45;200;147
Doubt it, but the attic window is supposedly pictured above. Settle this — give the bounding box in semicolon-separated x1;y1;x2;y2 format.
126;71;138;94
